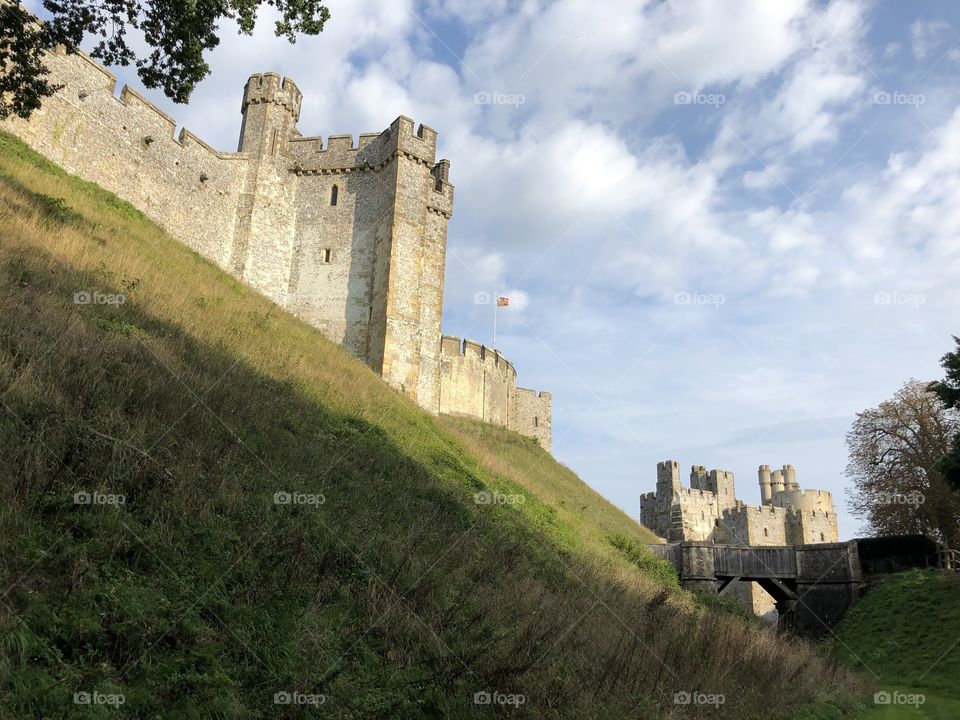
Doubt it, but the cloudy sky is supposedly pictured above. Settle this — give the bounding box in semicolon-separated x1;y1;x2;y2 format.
32;0;960;539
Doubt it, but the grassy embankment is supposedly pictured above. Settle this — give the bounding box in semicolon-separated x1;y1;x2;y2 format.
0;129;862;718
830;569;960;720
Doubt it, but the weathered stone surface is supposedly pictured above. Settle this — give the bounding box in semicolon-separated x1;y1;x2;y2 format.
2;49;553;452
438;336;552;451
640;460;839;616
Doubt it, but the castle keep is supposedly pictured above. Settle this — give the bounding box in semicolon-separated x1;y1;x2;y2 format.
641;461;838;614
4;48;551;451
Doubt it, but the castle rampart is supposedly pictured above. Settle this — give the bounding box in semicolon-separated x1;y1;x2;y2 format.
3;49;251;273
3;46;551;451
438;336;551;450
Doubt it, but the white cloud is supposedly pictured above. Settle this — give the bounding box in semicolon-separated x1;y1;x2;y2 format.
910;19;952;60
842;106;960;263
66;0;960;540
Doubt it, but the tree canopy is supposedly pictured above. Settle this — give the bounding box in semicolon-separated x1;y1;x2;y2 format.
0;0;330;119
929;335;960;492
846;379;960;547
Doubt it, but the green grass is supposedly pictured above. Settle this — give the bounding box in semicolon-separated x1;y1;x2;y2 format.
0;129;861;718
827;570;960;719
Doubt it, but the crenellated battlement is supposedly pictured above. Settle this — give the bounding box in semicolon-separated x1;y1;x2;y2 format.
289;115;444;170
723;504;786;517
438;335;550;450
242;72;302;121
45;48;243;162
641;459;838;547
4;42;553;455
440;336;516;375
515;387;551;400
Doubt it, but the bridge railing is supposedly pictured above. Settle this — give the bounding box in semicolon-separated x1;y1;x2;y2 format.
713;545;797;578
939;547;960;571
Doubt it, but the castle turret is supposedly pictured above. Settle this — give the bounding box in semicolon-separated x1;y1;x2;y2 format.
239;73;302;155
709;469;736;509
657;460;681;494
231;72;304;303
690;465;709;490
783;464;799;491
758;464;772;505
771;469;785;495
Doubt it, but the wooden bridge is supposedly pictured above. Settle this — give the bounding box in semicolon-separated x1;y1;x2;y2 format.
648;535;944;636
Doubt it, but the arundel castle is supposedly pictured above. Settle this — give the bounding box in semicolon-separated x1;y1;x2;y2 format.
3;48;551;451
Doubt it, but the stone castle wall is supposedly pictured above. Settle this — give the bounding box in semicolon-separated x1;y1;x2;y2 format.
772;488;834;513
2;49;250;270
439;336;552;451
722;505;789;545
3;47;552;451
641;460;839;617
513;387;552;453
787;508;837;544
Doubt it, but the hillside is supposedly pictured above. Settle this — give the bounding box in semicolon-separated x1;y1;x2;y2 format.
830;570;960;719
0;129;861;718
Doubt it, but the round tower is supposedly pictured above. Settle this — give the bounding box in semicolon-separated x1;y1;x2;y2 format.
783;464;799;491
758;464;772;505
771;469;785;496
238;72;303;155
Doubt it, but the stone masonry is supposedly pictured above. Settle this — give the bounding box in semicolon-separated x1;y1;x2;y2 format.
2;47;552;451
640;461;839;615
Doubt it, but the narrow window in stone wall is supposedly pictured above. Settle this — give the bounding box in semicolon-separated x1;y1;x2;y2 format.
820;532;825;542
763;527;769;537
533;416;538;428
323;249;332;263
331;185;338;205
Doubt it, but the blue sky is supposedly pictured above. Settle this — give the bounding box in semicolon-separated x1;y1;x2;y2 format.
31;0;960;539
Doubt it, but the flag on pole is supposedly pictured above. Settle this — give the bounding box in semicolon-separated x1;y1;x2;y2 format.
496;296;510;307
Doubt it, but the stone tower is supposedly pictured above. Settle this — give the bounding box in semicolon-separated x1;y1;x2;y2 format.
233;73;303;304
233;74;453;411
1;47;552;450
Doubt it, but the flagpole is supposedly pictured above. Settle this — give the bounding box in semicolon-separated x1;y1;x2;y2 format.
492;295;498;350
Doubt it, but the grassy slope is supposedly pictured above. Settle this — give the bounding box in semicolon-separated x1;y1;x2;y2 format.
829;570;960;720
0;130;860;719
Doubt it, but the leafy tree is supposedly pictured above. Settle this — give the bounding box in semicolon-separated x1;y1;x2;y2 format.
0;2;61;119
845;379;960;547
929;336;960;492
0;0;330;119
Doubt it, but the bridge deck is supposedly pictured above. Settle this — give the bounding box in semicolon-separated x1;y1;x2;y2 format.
712;545;797;579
